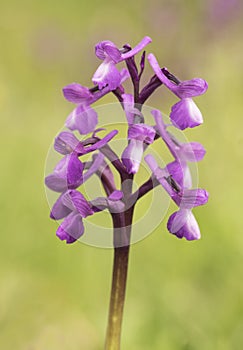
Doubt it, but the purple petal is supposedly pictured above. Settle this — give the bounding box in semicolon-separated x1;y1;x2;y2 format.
175;78;208;98
176;188;209;209
63;83;93;104
50;193;72;220
109;190;123;201
104;44;121;63
95;40;114;60
121;36;152;60
167;209;201;240
54;131;80;155
66;104;98;135
92;59;122;90
66;154;84;189
95;40;121;63
122;139;144;174
62;190;94;217
56;212;84;244
128;124;155;144
179;142;206;162
170;98;203;130
45;174;67;192
46;154;83;192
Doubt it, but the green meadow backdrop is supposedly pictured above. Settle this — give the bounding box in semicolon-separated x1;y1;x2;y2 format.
1;0;243;349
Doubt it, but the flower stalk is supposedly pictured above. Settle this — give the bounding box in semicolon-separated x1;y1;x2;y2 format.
105;245;130;350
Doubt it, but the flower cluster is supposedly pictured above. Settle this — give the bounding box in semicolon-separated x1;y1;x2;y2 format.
45;36;208;244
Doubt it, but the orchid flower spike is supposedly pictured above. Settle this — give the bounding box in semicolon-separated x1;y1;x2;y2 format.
45;35;208;245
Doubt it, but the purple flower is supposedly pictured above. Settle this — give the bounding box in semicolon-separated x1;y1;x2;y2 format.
46;130;118;193
167;209;201;241
51;189;125;243
145;154;208;240
148;54;208;130
122;124;155;174
51;190;94;243
151;109;206;162
63;69;129;135
63;69;129;106
93;37;152;91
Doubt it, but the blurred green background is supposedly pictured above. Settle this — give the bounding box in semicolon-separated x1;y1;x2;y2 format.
1;0;243;349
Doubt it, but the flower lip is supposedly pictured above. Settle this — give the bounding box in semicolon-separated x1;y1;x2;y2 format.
56;212;84;244
167;209;201;241
92;59;122;90
170;98;203;130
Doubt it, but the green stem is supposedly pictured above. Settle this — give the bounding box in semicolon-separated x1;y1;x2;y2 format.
105;245;130;350
105;208;133;350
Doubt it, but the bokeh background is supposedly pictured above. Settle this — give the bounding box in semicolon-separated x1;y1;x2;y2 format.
1;0;243;349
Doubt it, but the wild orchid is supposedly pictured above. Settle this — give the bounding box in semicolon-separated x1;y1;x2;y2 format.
45;36;208;349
